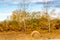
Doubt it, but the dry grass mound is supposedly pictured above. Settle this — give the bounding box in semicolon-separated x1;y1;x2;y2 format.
31;30;41;39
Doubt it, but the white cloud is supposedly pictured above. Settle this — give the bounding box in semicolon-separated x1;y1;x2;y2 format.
0;13;10;21
30;0;53;2
0;0;20;2
0;0;54;4
0;0;20;4
0;0;53;3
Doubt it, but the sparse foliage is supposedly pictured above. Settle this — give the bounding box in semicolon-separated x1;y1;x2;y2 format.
0;10;60;33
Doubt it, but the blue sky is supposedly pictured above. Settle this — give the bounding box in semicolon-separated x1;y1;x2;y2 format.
0;0;60;21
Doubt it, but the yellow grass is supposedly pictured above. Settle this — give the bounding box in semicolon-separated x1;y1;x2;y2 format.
0;31;60;40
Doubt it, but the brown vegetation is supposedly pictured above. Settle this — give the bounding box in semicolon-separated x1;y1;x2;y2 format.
0;10;60;34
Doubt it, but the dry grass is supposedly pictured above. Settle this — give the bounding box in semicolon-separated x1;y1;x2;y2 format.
0;31;60;40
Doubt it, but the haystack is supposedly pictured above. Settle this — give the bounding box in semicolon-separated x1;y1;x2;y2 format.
31;30;41;39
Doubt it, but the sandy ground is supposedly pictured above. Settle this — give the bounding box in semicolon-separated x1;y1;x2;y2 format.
0;31;60;40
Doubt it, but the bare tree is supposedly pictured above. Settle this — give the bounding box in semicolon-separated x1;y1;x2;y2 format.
44;0;51;32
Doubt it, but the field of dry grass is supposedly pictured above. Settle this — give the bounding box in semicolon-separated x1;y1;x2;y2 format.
0;31;60;40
